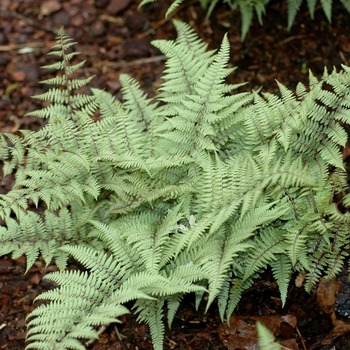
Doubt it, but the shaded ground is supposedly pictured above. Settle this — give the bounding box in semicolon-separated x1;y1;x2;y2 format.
1;0;350;349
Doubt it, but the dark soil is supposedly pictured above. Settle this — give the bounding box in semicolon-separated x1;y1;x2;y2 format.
1;0;350;349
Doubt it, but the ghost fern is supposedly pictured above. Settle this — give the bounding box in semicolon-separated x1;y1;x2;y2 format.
1;21;350;350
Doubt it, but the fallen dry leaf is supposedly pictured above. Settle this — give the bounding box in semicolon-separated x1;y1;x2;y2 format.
343;145;350;160
317;278;350;342
218;315;298;350
328;319;350;339
295;271;306;288
30;273;41;285
317;278;340;315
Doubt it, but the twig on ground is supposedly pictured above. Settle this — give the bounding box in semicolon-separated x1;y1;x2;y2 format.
277;35;305;46
114;325;127;350
85;324;127;349
0;42;44;52
91;55;167;70
339;50;349;65
85;324;108;347
114;324;122;341
296;325;307;350
0;10;58;35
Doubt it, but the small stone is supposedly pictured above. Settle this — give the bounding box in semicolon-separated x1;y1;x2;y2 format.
22;63;40;81
52;10;70;26
91;20;106;37
71;14;84;27
120;38;150;59
95;0;110;8
0;32;7;45
106;0;132;15
12;70;26;82
125;14;149;32
0;53;10;66
11;62;39;82
40;0;61;16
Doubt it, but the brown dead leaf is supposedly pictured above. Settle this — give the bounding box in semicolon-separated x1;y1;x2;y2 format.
30;273;41;285
295;271;306;288
343;145;350;160
316;278;350;342
317;278;340;315
329;319;350;338
280;338;300;349
218;315;298;350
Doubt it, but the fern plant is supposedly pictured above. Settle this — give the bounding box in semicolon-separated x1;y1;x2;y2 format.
139;0;350;40
1;20;350;349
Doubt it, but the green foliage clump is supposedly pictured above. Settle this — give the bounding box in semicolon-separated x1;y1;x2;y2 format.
1;21;350;349
140;0;350;40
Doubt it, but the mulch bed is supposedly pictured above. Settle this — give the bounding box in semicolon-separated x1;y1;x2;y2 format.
1;0;350;348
